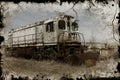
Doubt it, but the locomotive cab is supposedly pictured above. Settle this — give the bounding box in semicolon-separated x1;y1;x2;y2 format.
44;15;82;45
57;15;82;44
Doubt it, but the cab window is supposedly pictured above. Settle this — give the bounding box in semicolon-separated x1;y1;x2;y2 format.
58;20;65;29
72;22;78;31
46;22;54;32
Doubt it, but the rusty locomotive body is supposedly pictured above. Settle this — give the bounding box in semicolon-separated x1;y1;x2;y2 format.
6;15;88;63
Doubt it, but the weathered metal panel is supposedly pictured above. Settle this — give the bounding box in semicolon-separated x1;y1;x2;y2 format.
44;22;57;44
18;30;25;44
13;31;19;45
8;33;13;47
25;27;36;43
11;24;46;47
36;25;44;43
12;26;36;46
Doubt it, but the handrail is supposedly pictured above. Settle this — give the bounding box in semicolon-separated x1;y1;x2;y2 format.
11;32;43;46
58;31;85;45
73;32;85;45
58;31;69;43
69;32;81;41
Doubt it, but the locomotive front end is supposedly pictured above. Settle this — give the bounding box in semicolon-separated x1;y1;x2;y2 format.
57;15;85;55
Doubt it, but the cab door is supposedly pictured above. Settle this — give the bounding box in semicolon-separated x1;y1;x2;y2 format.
44;21;57;45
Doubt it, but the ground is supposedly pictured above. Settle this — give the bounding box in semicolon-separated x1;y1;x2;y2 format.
1;54;120;80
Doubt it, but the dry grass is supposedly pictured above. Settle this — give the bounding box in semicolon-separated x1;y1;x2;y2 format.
2;56;82;79
2;55;119;79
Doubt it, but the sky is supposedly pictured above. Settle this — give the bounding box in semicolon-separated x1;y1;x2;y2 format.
1;0;119;45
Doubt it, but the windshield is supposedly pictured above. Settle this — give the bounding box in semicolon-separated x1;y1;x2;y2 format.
72;22;78;31
58;20;65;30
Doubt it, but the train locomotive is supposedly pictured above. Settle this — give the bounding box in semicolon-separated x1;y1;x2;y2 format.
6;15;91;64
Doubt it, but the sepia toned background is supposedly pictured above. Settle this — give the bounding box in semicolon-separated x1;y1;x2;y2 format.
0;0;120;80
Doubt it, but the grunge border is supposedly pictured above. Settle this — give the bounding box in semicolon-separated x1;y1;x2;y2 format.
0;0;119;79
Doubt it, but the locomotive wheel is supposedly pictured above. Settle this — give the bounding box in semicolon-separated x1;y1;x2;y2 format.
49;49;57;60
6;48;15;57
32;53;40;60
64;54;82;65
43;48;57;60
